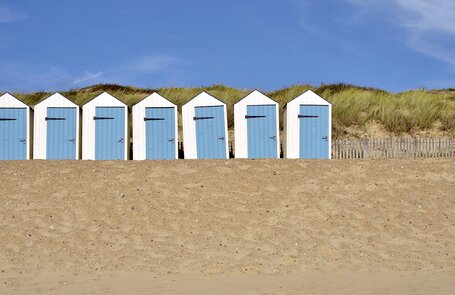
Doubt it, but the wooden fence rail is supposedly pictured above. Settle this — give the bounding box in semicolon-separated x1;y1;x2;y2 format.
332;137;455;159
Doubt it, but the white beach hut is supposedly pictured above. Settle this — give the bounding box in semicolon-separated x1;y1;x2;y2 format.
283;90;332;159
182;92;228;159
82;92;128;160
33;93;80;160
0;93;32;160
234;90;280;159
132;92;178;160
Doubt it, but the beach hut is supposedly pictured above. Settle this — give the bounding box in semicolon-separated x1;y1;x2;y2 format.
33;93;80;160
0;93;32;160
132;93;178;160
234;90;279;159
182;92;228;159
82;92;128;160
283;90;331;159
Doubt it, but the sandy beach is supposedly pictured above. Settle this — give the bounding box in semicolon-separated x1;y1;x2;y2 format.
0;159;454;294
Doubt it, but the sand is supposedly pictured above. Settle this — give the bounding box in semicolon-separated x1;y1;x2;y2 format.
0;159;454;294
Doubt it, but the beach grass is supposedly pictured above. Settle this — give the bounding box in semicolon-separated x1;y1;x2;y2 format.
9;83;455;138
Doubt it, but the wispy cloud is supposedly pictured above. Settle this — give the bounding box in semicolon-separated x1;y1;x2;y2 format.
72;54;179;87
345;0;455;66
0;54;183;92
0;5;27;23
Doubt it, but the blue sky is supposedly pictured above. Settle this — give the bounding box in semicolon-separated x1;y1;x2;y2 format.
1;0;455;92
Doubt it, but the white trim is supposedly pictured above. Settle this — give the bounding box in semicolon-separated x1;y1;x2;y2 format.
0;93;32;159
234;90;280;158
182;92;229;159
33;93;80;159
82;92;128;160
284;90;332;159
132;92;178;160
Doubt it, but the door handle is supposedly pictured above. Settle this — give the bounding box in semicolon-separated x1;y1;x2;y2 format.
270;136;276;140
218;136;225;140
69;138;76;142
118;138;124;143
322;136;328;141
168;138;175;143
20;139;26;143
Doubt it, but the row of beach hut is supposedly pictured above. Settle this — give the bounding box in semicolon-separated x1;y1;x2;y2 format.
0;90;331;160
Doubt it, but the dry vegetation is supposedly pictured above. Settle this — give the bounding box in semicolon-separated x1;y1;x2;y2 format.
8;83;455;138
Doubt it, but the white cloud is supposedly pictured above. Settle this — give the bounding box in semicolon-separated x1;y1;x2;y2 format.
345;0;455;66
0;5;27;23
71;54;179;87
0;54;181;92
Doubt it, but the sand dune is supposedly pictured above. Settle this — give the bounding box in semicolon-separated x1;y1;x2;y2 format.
0;159;454;294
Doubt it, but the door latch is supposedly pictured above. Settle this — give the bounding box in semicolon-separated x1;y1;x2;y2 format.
322;136;328;141
218;136;225;140
118;138;124;143
168;138;175;143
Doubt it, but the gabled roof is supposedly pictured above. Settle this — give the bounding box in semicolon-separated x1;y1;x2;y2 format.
234;89;278;106
35;92;78;107
284;90;331;108
183;91;226;107
0;92;29;108
83;91;127;107
133;92;176;108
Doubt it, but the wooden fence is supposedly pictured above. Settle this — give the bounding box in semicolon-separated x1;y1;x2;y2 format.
332;137;455;159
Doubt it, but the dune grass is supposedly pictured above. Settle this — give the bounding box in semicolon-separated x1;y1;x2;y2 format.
8;83;455;138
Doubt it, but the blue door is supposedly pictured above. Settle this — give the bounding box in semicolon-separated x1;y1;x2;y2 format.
0;108;27;160
299;105;329;159
46;107;77;160
145;107;176;160
195;106;226;159
95;107;125;160
247;105;277;158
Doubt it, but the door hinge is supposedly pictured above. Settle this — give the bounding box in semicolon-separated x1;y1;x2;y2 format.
144;118;165;121
94;117;114;120
298;115;319;118
245;115;266;119
45;117;67;121
193;116;214;120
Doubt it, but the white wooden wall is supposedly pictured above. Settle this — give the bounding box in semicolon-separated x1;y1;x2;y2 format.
234;90;280;158
132;93;178;160
82;92;128;160
0;93;32;159
182;92;229;159
33;93;80;159
284;90;332;159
